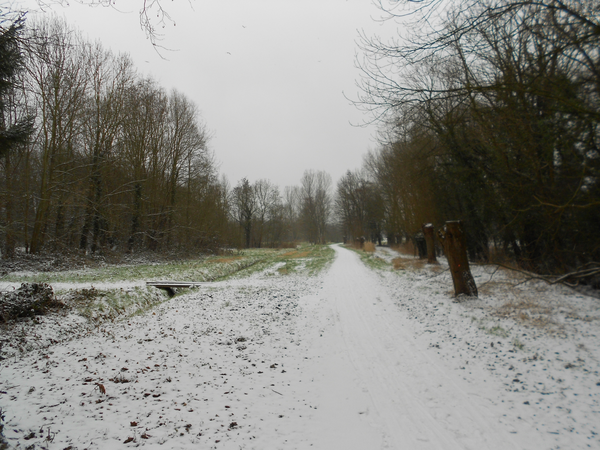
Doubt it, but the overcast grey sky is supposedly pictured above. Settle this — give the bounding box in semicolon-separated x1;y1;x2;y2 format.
19;0;396;190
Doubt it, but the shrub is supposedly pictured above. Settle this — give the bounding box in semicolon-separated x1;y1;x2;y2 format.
0;283;65;322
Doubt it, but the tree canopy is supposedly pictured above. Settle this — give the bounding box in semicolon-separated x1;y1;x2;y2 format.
351;0;600;273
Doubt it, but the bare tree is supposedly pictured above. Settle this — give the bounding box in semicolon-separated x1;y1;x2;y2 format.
253;179;280;248
336;169;385;245
79;44;135;253
282;185;301;242
26;18;88;253
35;0;181;47
300;170;332;245
161;89;209;246
230;178;256;249
0;11;224;257
355;0;600;272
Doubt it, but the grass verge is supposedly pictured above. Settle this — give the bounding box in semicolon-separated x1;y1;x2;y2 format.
346;245;391;271
67;286;169;322
1;244;335;328
2;245;335;285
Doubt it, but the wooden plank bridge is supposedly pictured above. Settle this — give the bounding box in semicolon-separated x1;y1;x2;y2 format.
146;281;206;296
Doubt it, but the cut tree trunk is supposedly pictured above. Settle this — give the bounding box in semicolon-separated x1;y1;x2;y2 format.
438;221;477;297
415;233;427;259
422;223;438;264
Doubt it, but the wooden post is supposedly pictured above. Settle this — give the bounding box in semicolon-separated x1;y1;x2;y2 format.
415;232;427;259
422;223;438;264
438;221;477;297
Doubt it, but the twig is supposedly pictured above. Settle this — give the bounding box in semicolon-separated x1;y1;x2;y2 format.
427;267;450;278
552;268;600;284
478;264;500;288
475;262;600;288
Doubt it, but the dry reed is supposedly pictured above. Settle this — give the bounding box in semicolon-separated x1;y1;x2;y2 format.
363;242;376;253
391;241;416;257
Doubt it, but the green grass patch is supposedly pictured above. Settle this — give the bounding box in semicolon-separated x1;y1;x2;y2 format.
3;244;335;326
473;320;511;339
301;245;335;275
3;245;335;286
224;244;334;278
3;251;281;284
67;286;169;321
346;245;391;271
488;325;510;338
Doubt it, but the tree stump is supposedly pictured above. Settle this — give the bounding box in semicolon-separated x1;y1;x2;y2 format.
438;221;477;297
422;223;438;264
414;232;427;259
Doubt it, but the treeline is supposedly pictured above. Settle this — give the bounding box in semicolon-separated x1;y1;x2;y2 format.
0;12;336;256
338;0;599;274
0;15;228;257
228;170;334;249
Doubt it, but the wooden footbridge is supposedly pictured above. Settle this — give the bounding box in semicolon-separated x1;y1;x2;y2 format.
146;281;206;296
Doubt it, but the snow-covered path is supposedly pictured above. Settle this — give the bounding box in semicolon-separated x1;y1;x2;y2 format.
1;244;598;449
298;245;546;449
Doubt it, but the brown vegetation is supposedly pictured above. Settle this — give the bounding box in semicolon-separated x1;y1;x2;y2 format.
281;250;311;259
391;242;416;258
363;242;376;253
392;257;426;271
210;257;243;264
392;258;405;270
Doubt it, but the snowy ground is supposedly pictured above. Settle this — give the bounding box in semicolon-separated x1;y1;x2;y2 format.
0;245;599;449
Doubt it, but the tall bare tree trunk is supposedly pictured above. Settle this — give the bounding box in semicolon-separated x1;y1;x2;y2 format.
128;182;142;252
422;223;438;264
30;171;52;254
4;152;15;258
90;157;104;253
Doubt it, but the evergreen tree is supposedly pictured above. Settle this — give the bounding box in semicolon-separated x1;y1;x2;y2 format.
0;12;33;158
